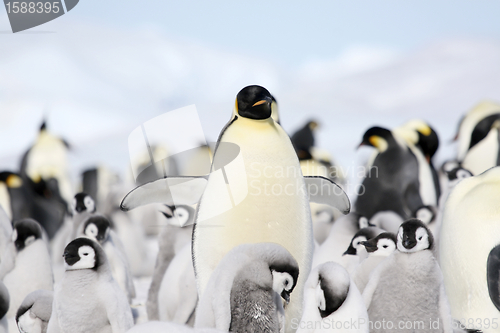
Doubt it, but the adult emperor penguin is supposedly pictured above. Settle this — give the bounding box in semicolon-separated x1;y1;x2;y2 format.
195;243;299;333
352;232;396;293
0;219;53;321
455;101;500;175
16;289;53;333
0;282;9;333
355;126;425;220
147;204;195;321
363;219;453;333
47;238;133;333
119;85;350;332
79;215;136;304
297;262;369;333
393;119;440;206
439;166;500;330
291;120;319;160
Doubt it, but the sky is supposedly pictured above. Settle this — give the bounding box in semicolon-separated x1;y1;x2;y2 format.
1;1;500;183
60;0;500;67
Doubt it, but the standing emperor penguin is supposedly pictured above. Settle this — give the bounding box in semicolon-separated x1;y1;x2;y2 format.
47;238;133;333
439;166;500;330
0;219;53;322
363;219;453;333
119;86;350;332
455;101;500;175
298;262;369;333
355;127;425;221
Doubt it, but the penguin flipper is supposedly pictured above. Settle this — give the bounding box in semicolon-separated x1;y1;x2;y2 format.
304;176;350;214
120;177;207;211
487;244;500;311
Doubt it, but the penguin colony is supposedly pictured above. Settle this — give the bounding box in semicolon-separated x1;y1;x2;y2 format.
0;88;498;333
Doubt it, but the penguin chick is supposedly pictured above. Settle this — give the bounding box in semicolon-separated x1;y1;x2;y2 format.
79;215;136;304
353;232;396;293
150;205;195;322
342;227;384;275
16;289;53;333
313;213;369;269
195;243;299;333
0;219;53;320
297;262;369;333
363;219;453;333
47;238;133;333
0;281;9;333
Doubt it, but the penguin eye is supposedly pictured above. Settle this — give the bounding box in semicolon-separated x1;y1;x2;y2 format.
83;253;88;256
418;236;423;241
383;245;388;248
284;279;289;286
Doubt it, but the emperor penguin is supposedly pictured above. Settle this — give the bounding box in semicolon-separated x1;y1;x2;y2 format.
454;101;500;175
79;215;136;304
355;126;425;220
47;238;134;333
291;120;319;161
0;172;26;221
341;227;384;274
157;242;197;325
0;219;53;321
312;213;371;269
0;281;9;333
0;206;13;259
16;289;53;333
439;166;500;329
147;204;195;321
393;119;440;206
51;192;96;264
119;85;350;332
363;219;453;333
195;243;299;333
352;232;396;293
297;262;369;333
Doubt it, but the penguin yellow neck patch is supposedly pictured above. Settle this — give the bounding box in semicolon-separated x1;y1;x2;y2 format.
6;175;22;188
369;136;388;152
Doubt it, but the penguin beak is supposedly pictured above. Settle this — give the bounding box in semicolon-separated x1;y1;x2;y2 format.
361;241;377;253
161;211;173;219
281;290;291;304
63;252;79;266
403;239;416;249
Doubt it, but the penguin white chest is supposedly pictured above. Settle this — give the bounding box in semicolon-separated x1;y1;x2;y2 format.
193;118;313;294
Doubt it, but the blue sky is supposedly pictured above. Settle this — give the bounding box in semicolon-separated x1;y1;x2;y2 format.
63;0;500;66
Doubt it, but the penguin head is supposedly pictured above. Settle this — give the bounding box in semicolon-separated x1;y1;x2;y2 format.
414;206;436;224
361;232;397;256
269;260;299;305
63;238;101;271
271;270;296;304
313;262;350;318
343;232;369;256
11;219;43;252
161;205;194;228
358;127;394;153
447;167;473;182
0;172;23;188
397;120;439;161
356;214;374;229
397;219;434;253
72;192;96;214
83;215;110;243
235;85;273;120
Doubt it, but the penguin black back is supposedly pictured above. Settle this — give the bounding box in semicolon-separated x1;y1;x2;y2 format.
291;120;318;160
13;219;43;251
236;85;273;120
469;113;500;150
